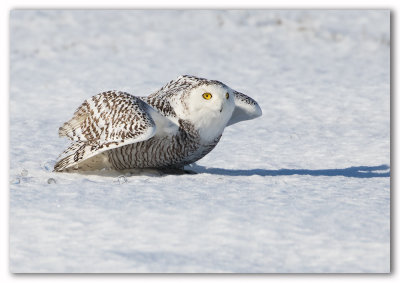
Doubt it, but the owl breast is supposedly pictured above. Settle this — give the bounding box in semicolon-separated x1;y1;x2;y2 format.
105;120;221;170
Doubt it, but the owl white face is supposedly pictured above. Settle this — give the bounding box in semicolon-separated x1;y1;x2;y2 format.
183;83;236;141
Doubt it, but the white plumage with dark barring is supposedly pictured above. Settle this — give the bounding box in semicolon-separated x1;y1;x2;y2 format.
54;75;262;172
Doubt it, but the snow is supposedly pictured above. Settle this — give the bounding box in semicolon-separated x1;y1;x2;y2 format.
9;10;390;273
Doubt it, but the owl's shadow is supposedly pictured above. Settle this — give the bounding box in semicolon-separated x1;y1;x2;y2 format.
189;164;390;178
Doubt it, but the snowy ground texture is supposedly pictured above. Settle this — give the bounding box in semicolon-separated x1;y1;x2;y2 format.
9;10;390;273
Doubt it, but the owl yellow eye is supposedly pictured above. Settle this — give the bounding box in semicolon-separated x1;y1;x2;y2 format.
202;93;212;100
226;93;229;99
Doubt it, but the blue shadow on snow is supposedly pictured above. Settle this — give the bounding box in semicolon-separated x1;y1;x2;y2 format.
192;164;390;178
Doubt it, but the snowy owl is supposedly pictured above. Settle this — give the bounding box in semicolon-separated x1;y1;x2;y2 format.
54;75;262;173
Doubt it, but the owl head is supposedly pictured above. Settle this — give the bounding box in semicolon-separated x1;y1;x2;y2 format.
157;75;262;141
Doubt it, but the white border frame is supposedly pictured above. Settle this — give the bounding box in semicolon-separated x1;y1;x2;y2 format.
2;1;396;282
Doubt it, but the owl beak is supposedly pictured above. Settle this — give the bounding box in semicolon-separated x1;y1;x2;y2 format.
219;106;223;113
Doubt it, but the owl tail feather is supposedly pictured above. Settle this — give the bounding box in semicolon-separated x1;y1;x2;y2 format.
53;142;90;172
54;142;110;172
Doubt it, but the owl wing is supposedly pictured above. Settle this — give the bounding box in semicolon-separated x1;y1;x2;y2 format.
54;91;157;171
227;91;262;126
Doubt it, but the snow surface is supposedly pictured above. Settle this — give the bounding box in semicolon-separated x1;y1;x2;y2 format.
9;10;390;273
